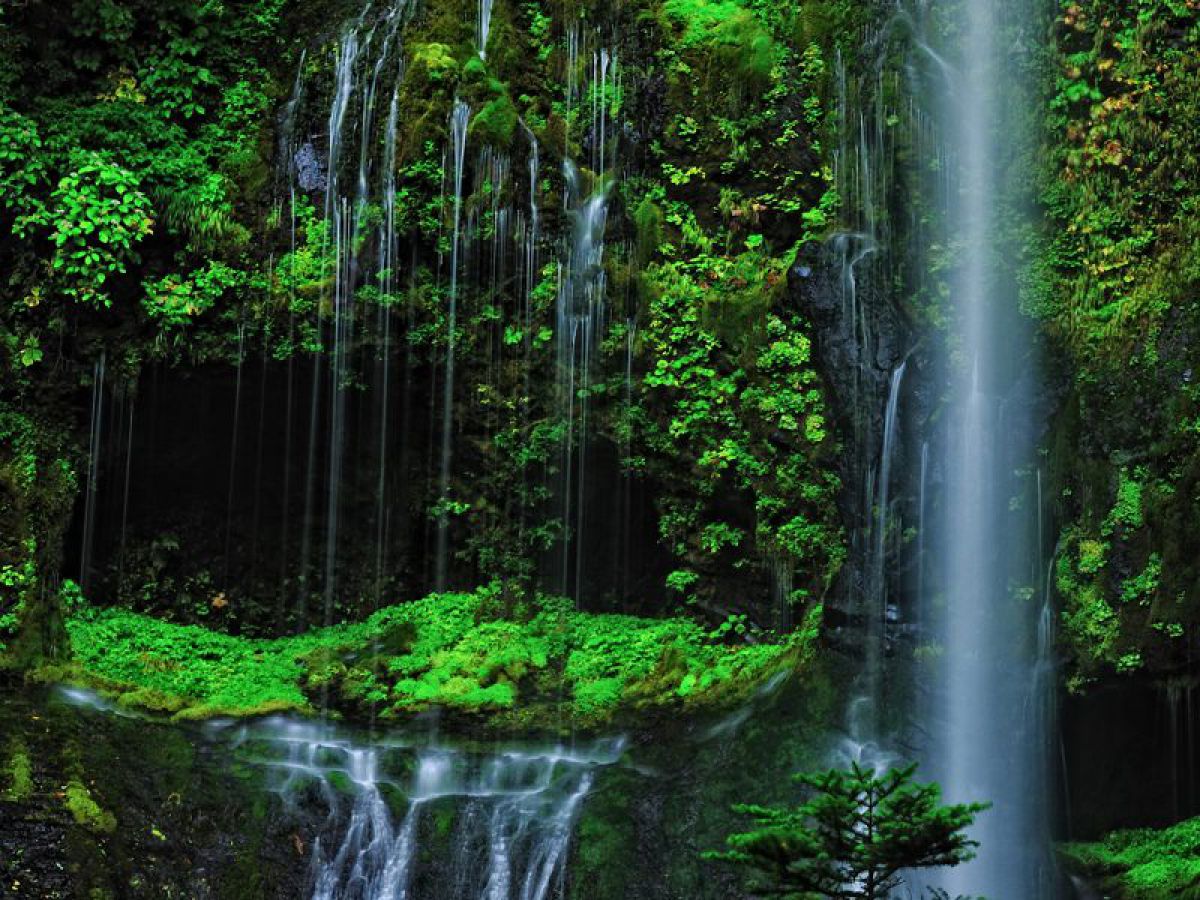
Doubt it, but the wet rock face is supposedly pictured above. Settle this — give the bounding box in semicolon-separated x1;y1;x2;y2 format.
788;240;909;469
293;142;329;194
788;240;913;645
0;689;316;899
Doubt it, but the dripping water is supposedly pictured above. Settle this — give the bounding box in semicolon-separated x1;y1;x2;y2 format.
79;352;106;596
864;359;905;729
224;321;246;586
477;0;493;57
556;160;611;602
434;99;471;591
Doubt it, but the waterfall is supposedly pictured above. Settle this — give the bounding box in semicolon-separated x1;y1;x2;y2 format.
320;3;369;621
1164;680;1199;821
115;396;135;593
865;359;905;721
224;322;246;584
216;718;622;900
269;4;624;606
826;1;1051;893
916;440;928;628
434;99;471;591
274;0;417;616
547;31;619;604
374;78;403;606
929;0;1049;894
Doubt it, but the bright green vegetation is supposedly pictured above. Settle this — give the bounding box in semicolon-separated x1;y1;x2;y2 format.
55;585;814;730
635;234;844;612
1060;817;1200;899
705;763;987;899
608;0;861;617
1039;0;1200;685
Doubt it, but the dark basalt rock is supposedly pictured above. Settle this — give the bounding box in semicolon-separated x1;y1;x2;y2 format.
788;239;914;652
788;239;910;458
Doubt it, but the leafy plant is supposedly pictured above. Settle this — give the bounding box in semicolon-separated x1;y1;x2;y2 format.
22;153;154;306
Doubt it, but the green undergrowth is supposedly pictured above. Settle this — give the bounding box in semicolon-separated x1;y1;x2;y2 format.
1060;817;1200;899
50;586;813;731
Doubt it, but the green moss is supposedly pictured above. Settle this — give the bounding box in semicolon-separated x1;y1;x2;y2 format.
633;198;664;269
59;584;805;731
3;739;33;802
571;805;637;900
64;778;117;834
1041;0;1200;683
1061;817;1200;899
469;92;519;148
661;0;780;85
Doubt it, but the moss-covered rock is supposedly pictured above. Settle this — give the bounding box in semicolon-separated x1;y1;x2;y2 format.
56;584;813;732
64;778;117;835
2;738;33;802
1061;817;1200;899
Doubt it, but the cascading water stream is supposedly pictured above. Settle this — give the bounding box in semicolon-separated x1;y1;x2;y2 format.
477;0;493;57
374;76;403;605
863;359;905;727
547;31;620;604
269;0;417;621
213;717;623;900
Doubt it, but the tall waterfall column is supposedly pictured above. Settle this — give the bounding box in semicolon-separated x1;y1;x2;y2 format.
935;0;1048;895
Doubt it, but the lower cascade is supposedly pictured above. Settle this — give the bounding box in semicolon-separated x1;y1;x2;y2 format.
215;718;624;900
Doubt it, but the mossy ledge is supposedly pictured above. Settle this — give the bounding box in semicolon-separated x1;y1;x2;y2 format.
34;586;817;734
1060;817;1200;899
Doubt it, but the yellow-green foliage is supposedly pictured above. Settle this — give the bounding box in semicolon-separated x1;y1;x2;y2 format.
62;585;806;730
1061;817;1200;899
1038;1;1200;357
410;42;458;81
1042;1;1200;684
